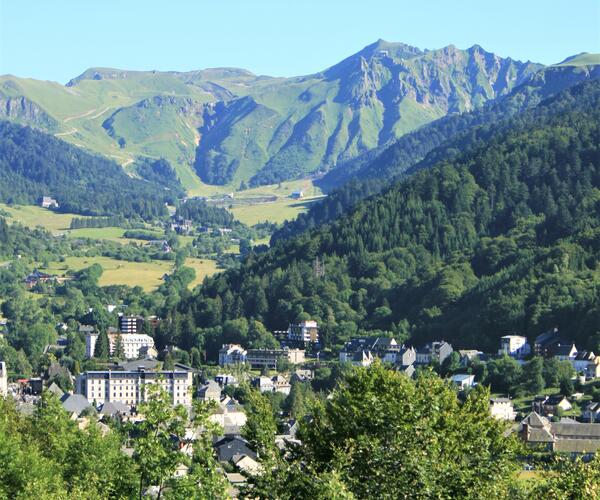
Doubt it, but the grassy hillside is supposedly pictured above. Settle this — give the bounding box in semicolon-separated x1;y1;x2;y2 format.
554;52;600;67
0;41;543;193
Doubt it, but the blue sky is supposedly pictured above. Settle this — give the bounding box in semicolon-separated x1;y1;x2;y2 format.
1;0;599;83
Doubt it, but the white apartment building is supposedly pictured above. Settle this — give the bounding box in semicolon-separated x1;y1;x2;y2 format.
218;344;248;367
108;332;155;359
287;320;319;344
77;366;193;407
86;332;155;360
498;335;531;358
0;361;7;396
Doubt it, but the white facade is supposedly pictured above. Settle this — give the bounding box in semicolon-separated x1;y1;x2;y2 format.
219;344;248;367
109;333;155;360
498;336;531;358
0;361;7;396
77;368;193;407
450;374;475;389
287;320;319;344
86;332;155;359
490;398;516;421
85;333;98;359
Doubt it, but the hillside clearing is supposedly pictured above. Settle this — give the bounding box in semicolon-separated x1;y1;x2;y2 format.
230;196;323;225
41;256;174;291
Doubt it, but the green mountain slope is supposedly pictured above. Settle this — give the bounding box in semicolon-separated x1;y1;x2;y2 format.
161;80;600;359
272;59;600;242
0;41;542;192
0;120;176;219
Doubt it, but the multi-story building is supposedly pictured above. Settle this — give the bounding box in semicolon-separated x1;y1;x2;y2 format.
76;365;193;407
108;332;155;359
415;341;454;365
118;314;144;334
498;335;531;358
85;331;155;360
287;320;319;344
246;348;305;369
251;374;291;395
0;361;7;396
219;344;248;367
534;328;567;357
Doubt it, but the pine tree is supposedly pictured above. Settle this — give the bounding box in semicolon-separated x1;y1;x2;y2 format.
113;334;125;360
94;331;110;360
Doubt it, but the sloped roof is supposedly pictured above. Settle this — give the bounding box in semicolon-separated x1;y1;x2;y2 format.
554;439;600;453
552;423;600;439
528;427;554;443
61;394;93;416
552;344;577;357
521;412;550;428
100;401;130;416
545;395;570;406
47;382;64;397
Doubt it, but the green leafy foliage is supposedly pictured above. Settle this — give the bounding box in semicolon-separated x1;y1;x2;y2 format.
244;363;522;498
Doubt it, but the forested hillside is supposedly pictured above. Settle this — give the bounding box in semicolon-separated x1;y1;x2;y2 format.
0;121;175;219
161;80;600;358
273;63;600;242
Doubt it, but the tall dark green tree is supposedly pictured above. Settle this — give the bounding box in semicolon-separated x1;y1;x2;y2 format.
94;331;110;360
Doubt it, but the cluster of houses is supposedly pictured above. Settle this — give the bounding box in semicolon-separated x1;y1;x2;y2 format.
23;269;70;289
520;412;600;458
499;329;600;379
169;217;193;235
218;320;320;370
2;316;600;475
338;336;455;378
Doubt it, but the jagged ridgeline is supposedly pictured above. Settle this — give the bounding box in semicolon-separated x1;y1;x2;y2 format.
272;58;600;242
164;80;600;358
0;121;176;219
0;41;545;189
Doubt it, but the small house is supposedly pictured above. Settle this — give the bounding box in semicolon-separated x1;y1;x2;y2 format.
450;374;475;390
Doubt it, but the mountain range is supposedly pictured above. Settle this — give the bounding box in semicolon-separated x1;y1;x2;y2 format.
6;41;596;193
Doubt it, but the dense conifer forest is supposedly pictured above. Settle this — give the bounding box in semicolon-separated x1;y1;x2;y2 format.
160;80;600;357
0;121;175;219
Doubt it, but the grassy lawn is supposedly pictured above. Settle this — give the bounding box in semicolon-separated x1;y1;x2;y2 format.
0;203;83;232
0;203;166;245
65;226;128;242
185;257;220;288
41;256;174;291
230;196;323;225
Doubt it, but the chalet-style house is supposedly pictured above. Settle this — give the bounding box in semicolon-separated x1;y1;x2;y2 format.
532;395;573;416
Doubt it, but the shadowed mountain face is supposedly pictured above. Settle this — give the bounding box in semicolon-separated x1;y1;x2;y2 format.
0;40;545;190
